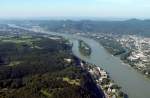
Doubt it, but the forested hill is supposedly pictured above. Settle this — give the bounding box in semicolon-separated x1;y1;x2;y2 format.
0;28;104;98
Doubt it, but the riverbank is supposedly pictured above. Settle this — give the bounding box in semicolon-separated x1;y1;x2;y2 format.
80;61;126;98
97;40;150;79
119;51;150;79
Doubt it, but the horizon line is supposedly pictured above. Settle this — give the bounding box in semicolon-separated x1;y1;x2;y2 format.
0;16;150;21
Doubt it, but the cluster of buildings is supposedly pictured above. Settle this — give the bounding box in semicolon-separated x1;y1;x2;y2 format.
118;35;150;75
85;64;123;98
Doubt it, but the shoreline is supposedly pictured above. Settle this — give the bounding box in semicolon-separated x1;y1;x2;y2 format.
80;60;126;98
103;43;150;79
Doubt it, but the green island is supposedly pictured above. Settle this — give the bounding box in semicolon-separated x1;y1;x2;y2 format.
78;40;91;56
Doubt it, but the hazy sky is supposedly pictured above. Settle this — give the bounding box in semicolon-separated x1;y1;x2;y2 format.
0;0;150;19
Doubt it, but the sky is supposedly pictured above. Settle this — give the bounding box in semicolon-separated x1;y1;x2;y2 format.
0;0;150;19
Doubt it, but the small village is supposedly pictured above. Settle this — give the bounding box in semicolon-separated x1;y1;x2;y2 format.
80;61;125;98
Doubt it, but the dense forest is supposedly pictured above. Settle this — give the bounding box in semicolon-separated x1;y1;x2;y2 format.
0;31;104;98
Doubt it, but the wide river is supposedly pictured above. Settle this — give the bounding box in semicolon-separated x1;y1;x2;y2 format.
9;24;150;98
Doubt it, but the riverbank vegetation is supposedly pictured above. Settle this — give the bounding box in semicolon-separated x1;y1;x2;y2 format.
94;37;126;56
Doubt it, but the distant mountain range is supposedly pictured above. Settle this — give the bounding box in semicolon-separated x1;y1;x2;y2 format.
3;19;150;36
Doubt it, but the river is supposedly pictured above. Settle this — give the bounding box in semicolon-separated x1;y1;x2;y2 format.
71;36;150;98
9;24;150;98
